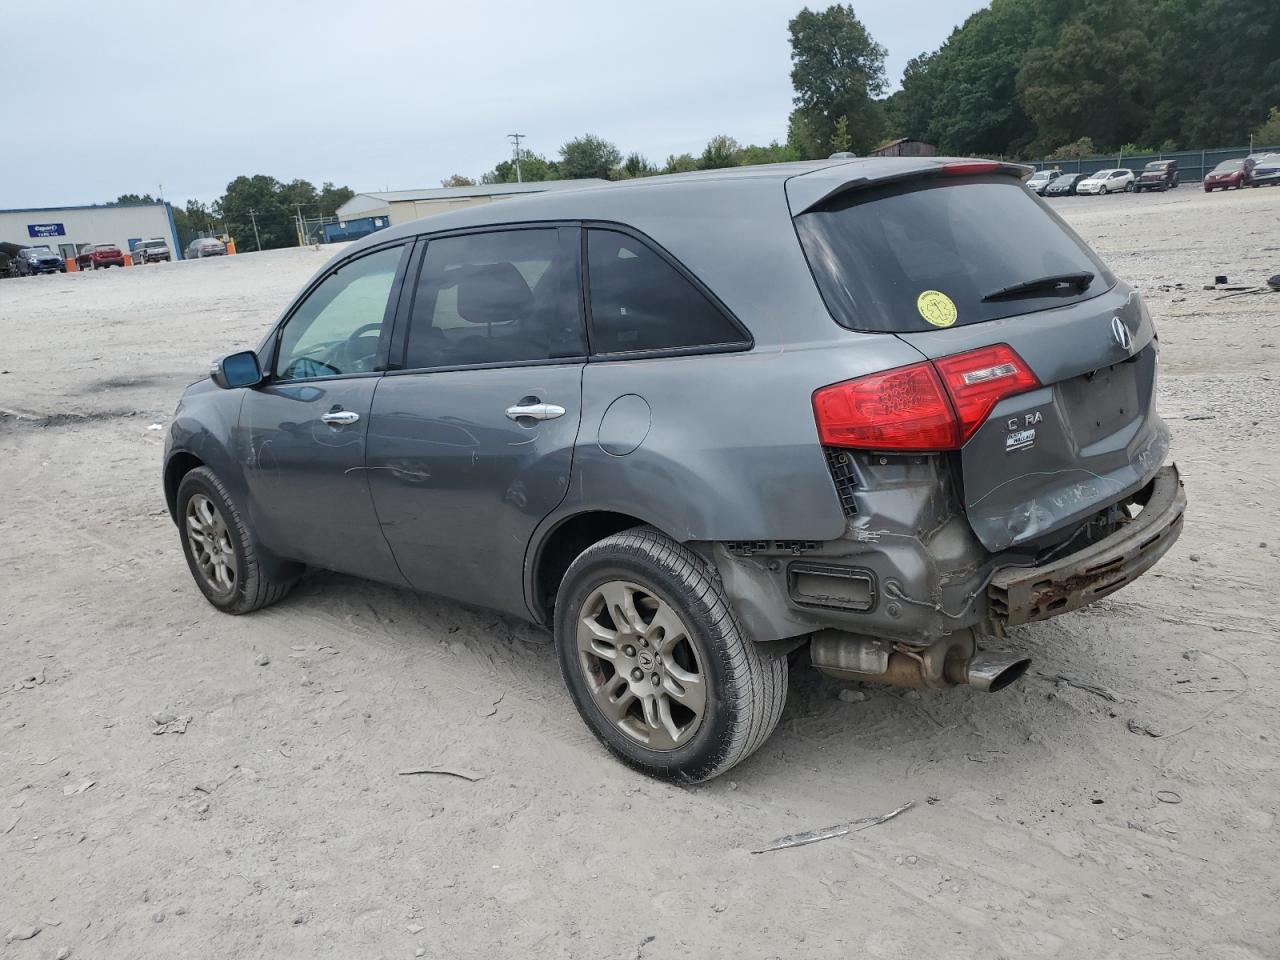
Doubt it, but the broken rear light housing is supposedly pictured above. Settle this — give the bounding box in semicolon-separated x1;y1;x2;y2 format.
813;344;1040;451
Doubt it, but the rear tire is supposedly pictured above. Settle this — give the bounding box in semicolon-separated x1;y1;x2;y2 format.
554;528;787;782
176;466;297;614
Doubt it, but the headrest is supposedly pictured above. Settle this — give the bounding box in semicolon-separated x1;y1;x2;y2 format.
455;262;532;325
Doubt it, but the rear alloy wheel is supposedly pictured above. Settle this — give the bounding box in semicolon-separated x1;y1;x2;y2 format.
576;580;706;750
555;528;787;782
176;466;298;614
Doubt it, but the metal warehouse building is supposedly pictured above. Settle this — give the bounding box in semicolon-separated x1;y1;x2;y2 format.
336;179;608;227
0;201;182;263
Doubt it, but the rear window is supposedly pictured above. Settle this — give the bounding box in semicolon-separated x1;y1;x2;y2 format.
794;177;1113;332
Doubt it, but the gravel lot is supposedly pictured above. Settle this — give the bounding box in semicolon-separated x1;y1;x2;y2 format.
2;186;1278;960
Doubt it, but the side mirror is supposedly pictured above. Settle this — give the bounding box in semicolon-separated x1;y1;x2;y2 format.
210;350;263;389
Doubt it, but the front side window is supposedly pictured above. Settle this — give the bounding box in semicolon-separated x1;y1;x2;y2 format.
275;244;405;381
585;229;747;355
403;228;583;370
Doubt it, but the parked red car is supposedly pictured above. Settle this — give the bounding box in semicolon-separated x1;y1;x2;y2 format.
1203;157;1255;191
76;243;126;270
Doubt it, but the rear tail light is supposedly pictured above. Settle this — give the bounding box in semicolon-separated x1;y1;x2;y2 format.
813;344;1039;451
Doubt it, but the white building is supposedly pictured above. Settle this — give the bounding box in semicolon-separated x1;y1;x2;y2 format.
336;179;609;227
0;201;183;262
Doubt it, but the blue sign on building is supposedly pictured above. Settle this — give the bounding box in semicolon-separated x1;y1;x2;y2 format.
28;223;66;238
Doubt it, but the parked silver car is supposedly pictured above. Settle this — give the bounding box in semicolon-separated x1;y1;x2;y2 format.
185;237;227;258
164;158;1185;781
134;238;171;264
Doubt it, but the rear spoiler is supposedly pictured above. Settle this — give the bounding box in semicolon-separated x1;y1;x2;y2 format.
787;159;1033;215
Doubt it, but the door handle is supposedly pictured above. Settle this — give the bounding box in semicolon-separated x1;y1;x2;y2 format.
505;402;566;422
321;410;360;426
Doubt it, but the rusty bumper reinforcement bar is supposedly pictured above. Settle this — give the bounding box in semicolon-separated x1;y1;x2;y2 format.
988;464;1186;627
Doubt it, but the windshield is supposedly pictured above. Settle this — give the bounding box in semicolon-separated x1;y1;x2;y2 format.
794;177;1113;332
142;240;166;248
1144;162;1169;171
96;244;119;251
1213;160;1242;172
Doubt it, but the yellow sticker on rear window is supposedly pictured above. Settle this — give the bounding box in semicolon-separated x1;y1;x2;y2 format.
917;290;958;328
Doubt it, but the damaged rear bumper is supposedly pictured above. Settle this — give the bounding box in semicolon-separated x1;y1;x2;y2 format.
987;465;1185;626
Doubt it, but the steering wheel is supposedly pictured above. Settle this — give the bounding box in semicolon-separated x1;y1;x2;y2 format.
340;322;383;372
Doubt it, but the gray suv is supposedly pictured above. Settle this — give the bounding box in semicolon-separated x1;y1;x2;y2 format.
163;158;1185;781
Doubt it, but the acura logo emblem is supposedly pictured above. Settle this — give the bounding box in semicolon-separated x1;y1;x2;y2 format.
1111;316;1132;351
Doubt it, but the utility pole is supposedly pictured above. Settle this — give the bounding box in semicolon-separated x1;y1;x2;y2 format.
249;210;262;252
296;204;306;246
508;133;526;183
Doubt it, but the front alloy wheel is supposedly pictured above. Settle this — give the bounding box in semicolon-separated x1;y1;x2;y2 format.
185;493;237;594
576;580;706;750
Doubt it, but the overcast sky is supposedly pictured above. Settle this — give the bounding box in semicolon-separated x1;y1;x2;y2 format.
3;0;985;209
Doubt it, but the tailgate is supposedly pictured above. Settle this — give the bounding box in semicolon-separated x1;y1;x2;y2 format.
897;285;1168;550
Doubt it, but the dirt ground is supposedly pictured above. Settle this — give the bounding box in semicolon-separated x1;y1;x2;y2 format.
2;186;1278;960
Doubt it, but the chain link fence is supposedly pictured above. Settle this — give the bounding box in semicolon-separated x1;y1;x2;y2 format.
1028;144;1280;183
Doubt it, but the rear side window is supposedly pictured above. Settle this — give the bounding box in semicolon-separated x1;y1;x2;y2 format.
585;229;747;355
794;178;1113;332
403;228;584;370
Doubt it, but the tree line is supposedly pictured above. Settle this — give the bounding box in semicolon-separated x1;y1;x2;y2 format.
116;1;1278;251
452;0;1278;186
115;176;355;252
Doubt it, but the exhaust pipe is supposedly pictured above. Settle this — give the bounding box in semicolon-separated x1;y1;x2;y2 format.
963;651;1032;692
810;629;1030;693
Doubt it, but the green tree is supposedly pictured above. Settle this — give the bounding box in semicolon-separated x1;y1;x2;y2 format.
1142;0;1280;148
559;134;623;180
1047;136;1097;159
483;151;559;183
220;175;294;251
1254;107;1280;146
114;193;155;204
1017;3;1156;155
738;141;800;165
441;174;476;188
831;116;852;153
172;199;215;247
698;134;741;170
621;152;658;178
662;153;699;174
897;0;1044;157
882;52;937;144
787;4;887;156
316;182;354;217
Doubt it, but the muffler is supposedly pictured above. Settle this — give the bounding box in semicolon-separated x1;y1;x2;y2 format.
809;629;1029;693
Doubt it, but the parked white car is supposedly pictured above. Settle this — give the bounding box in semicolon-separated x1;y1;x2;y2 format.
1076;169;1135;195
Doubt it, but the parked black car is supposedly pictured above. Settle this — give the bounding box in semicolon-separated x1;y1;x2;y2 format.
1134;160;1179;192
1044;172;1088;196
14;246;66;275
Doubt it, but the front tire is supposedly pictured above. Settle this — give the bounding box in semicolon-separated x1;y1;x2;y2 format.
554;528;787;782
176;466;297;614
